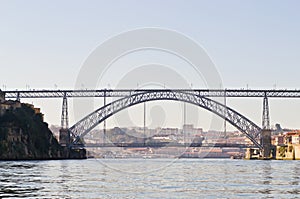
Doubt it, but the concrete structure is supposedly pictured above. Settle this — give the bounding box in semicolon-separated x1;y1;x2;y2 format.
59;128;70;146
276;144;294;160
294;144;300;160
245;148;260;159
245;130;273;160
261;129;272;159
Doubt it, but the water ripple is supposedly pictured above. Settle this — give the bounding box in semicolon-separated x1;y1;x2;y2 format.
1;159;300;198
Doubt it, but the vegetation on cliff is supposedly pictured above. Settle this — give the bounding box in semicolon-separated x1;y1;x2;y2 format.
0;104;65;160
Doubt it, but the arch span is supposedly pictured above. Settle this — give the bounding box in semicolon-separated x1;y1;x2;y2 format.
69;90;262;149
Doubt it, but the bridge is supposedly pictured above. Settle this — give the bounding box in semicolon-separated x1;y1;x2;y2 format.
4;89;300;99
3;88;300;158
84;143;253;149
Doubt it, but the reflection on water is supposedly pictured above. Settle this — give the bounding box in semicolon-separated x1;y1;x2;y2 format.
1;159;300;198
259;161;272;195
292;165;299;186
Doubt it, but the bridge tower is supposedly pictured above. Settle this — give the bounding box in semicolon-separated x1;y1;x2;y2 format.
261;93;271;159
61;92;69;129
262;94;270;130
59;92;70;146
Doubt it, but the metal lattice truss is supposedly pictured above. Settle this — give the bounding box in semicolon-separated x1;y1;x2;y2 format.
69;90;263;149
4;89;300;99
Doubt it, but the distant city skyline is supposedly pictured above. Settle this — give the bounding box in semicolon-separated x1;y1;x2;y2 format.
1;1;300;130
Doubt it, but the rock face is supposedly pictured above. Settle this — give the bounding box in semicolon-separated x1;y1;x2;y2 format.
0;103;66;160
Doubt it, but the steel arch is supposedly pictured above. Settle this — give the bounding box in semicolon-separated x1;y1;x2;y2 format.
69;90;263;149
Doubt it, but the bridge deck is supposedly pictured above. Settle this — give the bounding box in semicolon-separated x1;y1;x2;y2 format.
84;143;254;148
3;89;300;98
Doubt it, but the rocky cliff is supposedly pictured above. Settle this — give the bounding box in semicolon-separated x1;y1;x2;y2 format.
0;103;67;160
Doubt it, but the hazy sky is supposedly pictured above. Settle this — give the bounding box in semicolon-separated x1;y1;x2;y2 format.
1;1;300;130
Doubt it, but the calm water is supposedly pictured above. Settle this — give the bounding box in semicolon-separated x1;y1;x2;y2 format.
0;159;300;198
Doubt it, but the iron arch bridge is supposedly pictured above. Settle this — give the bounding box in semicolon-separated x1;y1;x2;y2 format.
69;90;263;149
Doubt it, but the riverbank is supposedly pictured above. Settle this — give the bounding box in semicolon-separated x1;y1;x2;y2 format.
0;99;86;160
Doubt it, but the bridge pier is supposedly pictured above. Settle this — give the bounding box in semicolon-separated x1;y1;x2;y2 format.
261;129;271;159
59;128;70;146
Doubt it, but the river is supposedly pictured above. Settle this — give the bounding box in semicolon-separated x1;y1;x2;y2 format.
0;159;299;198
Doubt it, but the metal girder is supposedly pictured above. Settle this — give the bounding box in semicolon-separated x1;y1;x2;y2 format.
4;89;300;99
69;90;263;149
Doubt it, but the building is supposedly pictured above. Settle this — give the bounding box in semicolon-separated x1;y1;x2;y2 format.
159;128;179;135
292;134;300;144
274;130;300;160
272;135;285;146
0;100;21;116
182;124;204;143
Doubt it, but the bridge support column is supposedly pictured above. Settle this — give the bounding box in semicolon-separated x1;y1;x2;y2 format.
61;92;69;129
261;129;271;159
262;94;270;130
0;90;5;102
103;90;106;145
59;128;70;147
16;92;20;102
59;92;70;146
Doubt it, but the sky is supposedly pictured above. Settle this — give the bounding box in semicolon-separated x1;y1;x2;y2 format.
1;0;300;131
